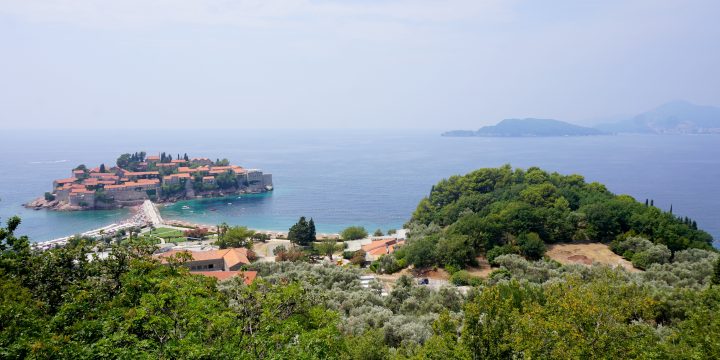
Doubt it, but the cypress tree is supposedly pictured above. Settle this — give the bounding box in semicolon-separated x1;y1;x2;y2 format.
669;204;673;214
99;163;106;173
645;199;648;206
308;218;317;242
650;199;654;207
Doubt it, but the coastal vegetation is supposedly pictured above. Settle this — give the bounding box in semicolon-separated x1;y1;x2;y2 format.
3;166;720;358
341;226;369;240
2;215;720;358
397;165;712;272
288;216;317;246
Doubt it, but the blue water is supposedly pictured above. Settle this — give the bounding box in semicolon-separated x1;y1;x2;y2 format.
0;130;718;245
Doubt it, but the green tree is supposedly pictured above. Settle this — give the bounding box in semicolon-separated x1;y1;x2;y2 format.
217;226;255;249
373;229;384;237
288;216;316;246
341;226;368;240
317;239;339;260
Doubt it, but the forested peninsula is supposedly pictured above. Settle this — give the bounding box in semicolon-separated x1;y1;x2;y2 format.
2;165;719;359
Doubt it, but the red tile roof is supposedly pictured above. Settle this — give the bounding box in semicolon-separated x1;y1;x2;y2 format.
55;178;76;184
155;248;251;269
362;238;405;256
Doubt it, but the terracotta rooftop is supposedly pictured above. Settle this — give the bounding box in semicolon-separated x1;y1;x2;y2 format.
146;156;161;161
155;248;251;269
192;270;257;284
362;238;405;256
171;159;187;163
55;178;76;184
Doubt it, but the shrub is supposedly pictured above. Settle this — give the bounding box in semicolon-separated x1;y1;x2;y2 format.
375;255;404;274
518;232;546;260
183;227;208;240
450;270;483;286
350;250;367;266
341;226;369;240
342;250;356;260
387;229;397;235
373;229;384;237
487;245;517;265
275;247;306;262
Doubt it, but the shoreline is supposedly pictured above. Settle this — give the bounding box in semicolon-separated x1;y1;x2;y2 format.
24;189;271;212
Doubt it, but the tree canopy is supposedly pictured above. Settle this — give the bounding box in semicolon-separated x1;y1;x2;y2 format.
288;216;316;246
401;165;713;270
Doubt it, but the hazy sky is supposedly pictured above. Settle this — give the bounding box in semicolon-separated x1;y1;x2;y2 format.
1;0;719;129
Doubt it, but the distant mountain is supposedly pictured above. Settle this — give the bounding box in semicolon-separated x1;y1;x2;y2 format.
442;118;605;137
596;101;720;134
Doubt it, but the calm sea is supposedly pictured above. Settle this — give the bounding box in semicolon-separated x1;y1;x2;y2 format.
1;129;718;246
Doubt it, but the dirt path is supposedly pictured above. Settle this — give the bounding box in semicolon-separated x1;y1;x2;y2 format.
546;243;639;272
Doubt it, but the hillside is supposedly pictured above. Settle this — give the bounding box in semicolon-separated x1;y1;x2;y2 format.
597;101;720;134
443;118;605;137
390;165;712;272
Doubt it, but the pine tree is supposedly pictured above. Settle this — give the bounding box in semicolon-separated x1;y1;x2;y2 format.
288;216;316;246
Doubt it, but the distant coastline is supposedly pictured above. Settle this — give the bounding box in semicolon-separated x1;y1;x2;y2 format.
443;118;606;137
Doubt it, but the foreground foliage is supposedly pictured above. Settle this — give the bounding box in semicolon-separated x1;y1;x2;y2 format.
2;210;720;358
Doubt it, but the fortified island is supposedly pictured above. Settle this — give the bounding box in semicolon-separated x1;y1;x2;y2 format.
26;152;273;211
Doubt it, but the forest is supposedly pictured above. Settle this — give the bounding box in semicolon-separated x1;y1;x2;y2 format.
395;165;713;271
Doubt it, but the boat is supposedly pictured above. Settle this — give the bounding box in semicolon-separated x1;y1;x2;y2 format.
181;205;190;210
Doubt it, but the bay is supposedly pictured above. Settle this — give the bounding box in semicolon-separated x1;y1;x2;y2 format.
0;129;717;246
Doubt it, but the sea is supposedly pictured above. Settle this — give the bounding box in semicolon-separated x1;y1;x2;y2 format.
0;129;718;246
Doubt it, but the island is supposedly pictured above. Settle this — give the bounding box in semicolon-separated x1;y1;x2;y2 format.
442;118;606;137
26;152;273;210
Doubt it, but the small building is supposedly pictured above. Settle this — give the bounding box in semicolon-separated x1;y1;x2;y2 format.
146;155;161;164
154;248;252;271
362;238;405;261
202;176;216;184
163;173;191;185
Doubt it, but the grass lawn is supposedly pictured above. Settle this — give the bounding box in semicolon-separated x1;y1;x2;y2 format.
148;227;187;243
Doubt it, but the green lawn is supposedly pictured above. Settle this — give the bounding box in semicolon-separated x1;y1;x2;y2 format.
147;227;187;243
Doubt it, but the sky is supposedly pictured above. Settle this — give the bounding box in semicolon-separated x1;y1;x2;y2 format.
1;0;719;130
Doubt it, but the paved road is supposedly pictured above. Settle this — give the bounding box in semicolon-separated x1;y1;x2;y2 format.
142;200;164;226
